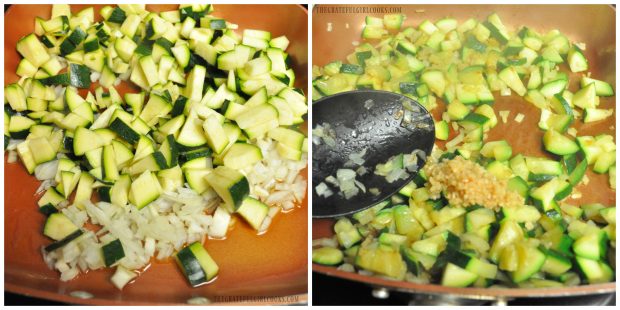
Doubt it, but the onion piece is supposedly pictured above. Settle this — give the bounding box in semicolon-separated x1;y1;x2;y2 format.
356;166;368;176
338;263;355;272
354;180;366;193
312;123;337;147
347;148;367;166
6;139;23;151
567;127;578;137
515;113;525;123
36;179;57;195
445;131;464;150
35;160;59;181
385;167;409;183
325;175;339;186
315;182;333;198
7;150;17;163
337;169;360;199
500;86;511;96
90;71;101;83
499;110;510;124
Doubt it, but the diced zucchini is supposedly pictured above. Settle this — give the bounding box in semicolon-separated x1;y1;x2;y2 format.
17;34;51;67
412;233;449;257
177;111;208;147
441;263;478;287
237;197;269;230
573;230;608;260
313;247;344;266
176;241;219;286
543;130;579;155
355;244;407;279
484;13;510;45
581;76;614;97
434;120;449;140
43;213;80;241
204;166;249;212
139;94;172;126
37;188;64;215
222;143;262;170
567;46;588;73
102;239;125;267
575;256;614;284
573;83;599;109
5;84;28;112
499;67;526;96
202;115;229;154
584;108;613;123
421;70;446;97
128;171;162;209
73;127;105;156
384;14;405;30
44;229;84;252
511;242;546;283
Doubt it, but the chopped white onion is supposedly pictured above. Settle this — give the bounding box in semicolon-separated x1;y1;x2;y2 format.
70;291;94;299
451;121;459;131
35;159;59;181
187;297;211;305
567;127;578;137
499;110;510;124
338;263;356;272
312;123;337;147
315;182;333;198
110;266;137;290
36;179;57;195
401;98;420;112
323;136;336;147
385;167;409;183
515;113;525;123
500;86;511;96
337;169;360;199
90;71;101;83
325;175;339;186
445;131;464;150
7;150;17;163
6;139;23;151
258;216;272;233
312;237;338;248
354;180;366;193
356;166;368;176
337;169;356;182
347;148;367;166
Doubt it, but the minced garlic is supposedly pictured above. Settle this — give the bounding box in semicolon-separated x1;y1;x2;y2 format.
425;156;524;210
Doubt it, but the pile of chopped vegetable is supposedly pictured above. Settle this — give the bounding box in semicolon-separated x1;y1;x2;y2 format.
5;4;308;289
312;13;615;288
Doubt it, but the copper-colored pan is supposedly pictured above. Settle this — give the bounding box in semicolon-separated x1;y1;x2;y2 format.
5;4;308;305
312;4;615;300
